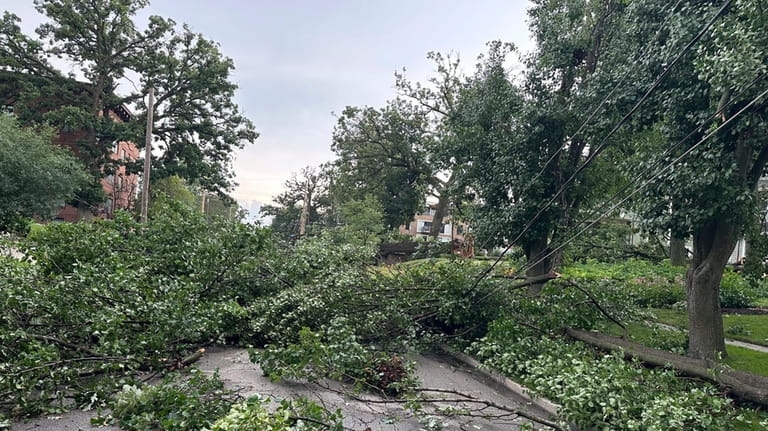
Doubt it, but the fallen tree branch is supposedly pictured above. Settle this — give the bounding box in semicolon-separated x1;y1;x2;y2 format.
566;328;768;407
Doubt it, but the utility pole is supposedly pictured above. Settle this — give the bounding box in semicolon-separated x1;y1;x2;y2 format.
140;87;155;223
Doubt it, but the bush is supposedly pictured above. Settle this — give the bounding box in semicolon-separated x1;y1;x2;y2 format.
719;270;756;308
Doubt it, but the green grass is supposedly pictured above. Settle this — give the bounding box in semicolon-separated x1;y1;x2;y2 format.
651;308;768;347
725;345;768;377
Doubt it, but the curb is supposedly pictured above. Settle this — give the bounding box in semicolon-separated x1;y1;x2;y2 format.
438;346;562;418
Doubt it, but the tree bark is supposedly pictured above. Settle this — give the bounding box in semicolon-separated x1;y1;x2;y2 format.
686;220;737;360
670;236;687;266
298;187;311;237
524;236;552;296
428;191;451;239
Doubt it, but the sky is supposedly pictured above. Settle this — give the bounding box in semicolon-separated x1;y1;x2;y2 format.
4;0;534;212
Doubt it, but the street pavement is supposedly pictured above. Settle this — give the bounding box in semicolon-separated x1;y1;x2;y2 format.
11;346;556;430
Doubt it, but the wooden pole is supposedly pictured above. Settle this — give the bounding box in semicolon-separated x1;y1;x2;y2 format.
140;88;155;223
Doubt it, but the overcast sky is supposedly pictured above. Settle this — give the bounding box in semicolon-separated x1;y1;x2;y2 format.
5;0;534;207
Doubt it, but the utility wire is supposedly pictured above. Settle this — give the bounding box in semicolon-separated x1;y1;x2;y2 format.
525;0;684;193
567;71;767;237
475;85;768;305
466;0;734;293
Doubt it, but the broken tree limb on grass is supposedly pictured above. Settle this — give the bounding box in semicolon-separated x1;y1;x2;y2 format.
565;328;768;407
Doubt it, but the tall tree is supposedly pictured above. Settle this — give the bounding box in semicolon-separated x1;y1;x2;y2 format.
452;0;626;293
631;0;768;360
0;0;257;209
331;100;432;230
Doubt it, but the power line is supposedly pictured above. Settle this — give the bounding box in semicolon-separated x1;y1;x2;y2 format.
567;71;767;239
475;84;768;305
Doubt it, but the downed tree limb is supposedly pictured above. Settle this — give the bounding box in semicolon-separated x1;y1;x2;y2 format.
566;328;768;407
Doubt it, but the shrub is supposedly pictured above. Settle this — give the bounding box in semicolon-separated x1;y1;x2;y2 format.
720;270;756;308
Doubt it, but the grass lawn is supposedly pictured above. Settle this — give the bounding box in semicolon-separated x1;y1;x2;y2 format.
652;308;768;347
725;345;768;377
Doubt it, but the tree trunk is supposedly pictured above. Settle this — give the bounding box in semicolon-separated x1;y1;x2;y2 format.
524;236;552;296
670;236;687;266
687;220;737;360
298;188;311;237
428;190;451;239
566;328;768;407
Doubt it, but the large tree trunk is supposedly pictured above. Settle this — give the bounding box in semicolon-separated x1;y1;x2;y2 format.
428;191;451;239
686;220;737;360
670;236;687;266
524;236;552;296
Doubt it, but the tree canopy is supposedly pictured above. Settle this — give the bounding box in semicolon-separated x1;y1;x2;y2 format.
0;0;257;205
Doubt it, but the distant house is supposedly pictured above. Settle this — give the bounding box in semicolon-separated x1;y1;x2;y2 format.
1;72;140;221
398;204;468;243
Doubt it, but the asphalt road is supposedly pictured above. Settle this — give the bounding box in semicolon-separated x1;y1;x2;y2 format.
11;346;556;430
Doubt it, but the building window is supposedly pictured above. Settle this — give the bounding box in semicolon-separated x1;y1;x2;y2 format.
116;175;123;190
121;149;127;160
420;221;432;233
457;225;464;235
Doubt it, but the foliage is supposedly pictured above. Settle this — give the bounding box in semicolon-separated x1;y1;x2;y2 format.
335;195;387;246
331;100;432;229
563;221;666;264
103;370;239;431
471;322;747;430
210;396;344;431
0;114;88;230
720;269;757;308
146;175;197;216
1;205;270;417
412;238;452;259
562;260;687;308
